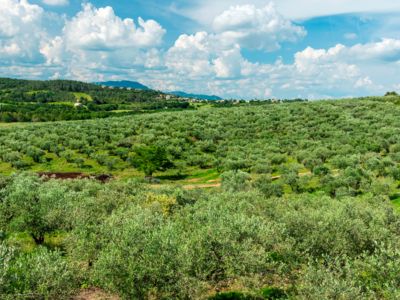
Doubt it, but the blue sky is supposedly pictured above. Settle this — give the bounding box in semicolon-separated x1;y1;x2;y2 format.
1;0;400;99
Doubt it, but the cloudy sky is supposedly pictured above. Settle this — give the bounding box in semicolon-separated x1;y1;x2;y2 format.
1;0;400;99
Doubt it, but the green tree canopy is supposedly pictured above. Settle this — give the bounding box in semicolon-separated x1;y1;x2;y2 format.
129;146;173;177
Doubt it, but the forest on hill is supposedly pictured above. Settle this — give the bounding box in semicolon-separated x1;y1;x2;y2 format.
2;94;400;299
0;78;191;122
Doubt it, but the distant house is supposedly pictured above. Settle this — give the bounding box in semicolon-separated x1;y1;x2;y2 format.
74;102;83;108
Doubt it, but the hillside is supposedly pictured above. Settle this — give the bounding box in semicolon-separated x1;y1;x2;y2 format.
0;78;191;122
1;95;400;186
95;80;150;90
169;91;222;100
2;96;400;298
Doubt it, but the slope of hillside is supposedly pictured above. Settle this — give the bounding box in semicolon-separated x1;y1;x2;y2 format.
95;80;149;90
0;78;191;122
169;91;222;100
2;96;400;299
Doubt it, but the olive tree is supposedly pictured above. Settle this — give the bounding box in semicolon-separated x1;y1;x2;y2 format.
129;146;173;177
0;174;68;244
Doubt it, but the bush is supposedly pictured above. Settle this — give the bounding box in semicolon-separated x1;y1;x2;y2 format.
221;170;251;192
0;244;78;299
0;174;68;244
253;175;284;197
261;287;287;299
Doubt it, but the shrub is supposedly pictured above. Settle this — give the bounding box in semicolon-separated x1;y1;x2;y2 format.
0;244;78;299
261;287;287;299
221;170;251;192
0;174;68;244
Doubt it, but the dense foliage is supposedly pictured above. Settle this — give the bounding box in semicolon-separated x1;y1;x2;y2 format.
1;95;400;298
1;96;400;193
1;174;400;299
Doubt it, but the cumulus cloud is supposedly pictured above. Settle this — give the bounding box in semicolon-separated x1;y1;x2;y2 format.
166;32;214;77
0;1;167;81
213;3;306;51
39;3;166;80
0;0;47;64
294;39;400;70
166;3;304;80
166;32;257;79
63;4;165;51
348;39;400;62
42;0;68;6
165;37;400;99
1;0;400;99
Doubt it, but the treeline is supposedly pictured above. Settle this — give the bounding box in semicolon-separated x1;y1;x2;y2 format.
0;77;167;104
0;104;134;122
0;101;191;122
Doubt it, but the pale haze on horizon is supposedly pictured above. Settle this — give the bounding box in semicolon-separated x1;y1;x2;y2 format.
1;0;400;99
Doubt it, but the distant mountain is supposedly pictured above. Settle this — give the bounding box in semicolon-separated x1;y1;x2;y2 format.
95;81;222;100
169;91;222;101
96;80;149;90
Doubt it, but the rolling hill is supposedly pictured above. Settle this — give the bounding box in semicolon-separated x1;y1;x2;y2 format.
168;91;222;100
95;80;150;90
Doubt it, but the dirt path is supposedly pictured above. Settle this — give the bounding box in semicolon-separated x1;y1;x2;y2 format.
73;288;119;300
153;169;338;190
183;183;221;190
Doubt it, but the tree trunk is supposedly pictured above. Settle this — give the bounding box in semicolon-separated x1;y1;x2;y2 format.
32;234;45;245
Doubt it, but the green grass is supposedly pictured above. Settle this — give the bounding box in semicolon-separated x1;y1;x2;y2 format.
6;232;37;253
47;101;74;106
111;110;134;113
0;162;14;175
73;92;93;101
26;90;48;95
185;168;220;182
5;231;69;253
392;198;400;211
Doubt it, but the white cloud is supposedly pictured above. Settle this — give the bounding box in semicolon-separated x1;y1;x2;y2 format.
166;32;257;80
213;3;306;51
355;76;373;88
175;0;400;24
166;32;214;77
64;4;165;51
164;37;400;99
213;46;244;78
38;3;167;80
42;0;68;6
165;3;304;80
0;0;48;63
1;0;400;100
295;39;400;69
348;38;400;61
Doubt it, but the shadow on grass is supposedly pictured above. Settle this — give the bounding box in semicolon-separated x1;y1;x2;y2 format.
156;174;189;180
